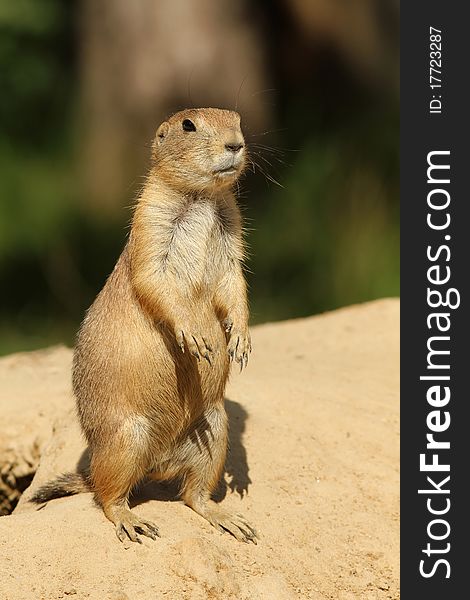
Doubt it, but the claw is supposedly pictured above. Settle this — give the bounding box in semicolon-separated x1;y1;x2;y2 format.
116;524;127;544
208;511;259;544
114;511;160;545
202;337;213;352
203;352;212;365
241;522;258;538
120;523;142;544
135;525;158;540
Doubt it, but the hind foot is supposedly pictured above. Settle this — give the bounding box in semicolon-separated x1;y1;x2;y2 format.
189;500;258;544
109;506;160;544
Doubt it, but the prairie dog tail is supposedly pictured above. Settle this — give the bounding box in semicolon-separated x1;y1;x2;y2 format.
30;471;90;504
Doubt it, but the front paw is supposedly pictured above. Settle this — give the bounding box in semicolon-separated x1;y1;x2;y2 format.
226;324;252;370
174;326;213;364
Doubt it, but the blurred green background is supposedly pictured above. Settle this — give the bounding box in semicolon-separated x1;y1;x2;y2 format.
0;0;399;356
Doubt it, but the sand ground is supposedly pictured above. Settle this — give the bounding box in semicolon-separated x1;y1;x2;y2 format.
0;299;399;600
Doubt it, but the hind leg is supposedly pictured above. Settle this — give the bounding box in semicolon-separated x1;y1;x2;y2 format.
91;421;160;544
177;404;258;544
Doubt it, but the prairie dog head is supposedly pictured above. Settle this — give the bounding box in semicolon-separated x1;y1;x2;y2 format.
152;108;246;193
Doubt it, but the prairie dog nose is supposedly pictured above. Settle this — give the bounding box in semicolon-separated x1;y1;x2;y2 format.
225;142;244;153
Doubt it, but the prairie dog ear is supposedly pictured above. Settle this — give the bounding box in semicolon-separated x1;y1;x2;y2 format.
152;121;169;159
156;122;169;145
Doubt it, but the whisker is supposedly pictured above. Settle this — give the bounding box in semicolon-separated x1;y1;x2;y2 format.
249;142;299;155
249;157;284;188
249;143;291;157
250;149;285;167
250;88;278;98
235;75;249;112
247;127;289;137
187;68;195;106
251;152;276;169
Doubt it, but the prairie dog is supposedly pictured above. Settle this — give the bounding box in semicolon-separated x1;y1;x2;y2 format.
32;108;257;544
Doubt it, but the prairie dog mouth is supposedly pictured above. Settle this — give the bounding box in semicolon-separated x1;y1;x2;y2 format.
214;166;239;176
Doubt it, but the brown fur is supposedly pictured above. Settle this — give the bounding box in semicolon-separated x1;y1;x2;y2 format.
31;108;256;544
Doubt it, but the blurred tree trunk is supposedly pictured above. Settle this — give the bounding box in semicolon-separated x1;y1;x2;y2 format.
285;0;399;92
79;0;270;215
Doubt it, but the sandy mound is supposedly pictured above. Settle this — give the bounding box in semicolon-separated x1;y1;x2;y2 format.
0;299;399;600
0;348;73;516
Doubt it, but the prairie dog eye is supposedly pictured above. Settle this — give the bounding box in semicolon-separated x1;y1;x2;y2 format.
182;119;196;132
